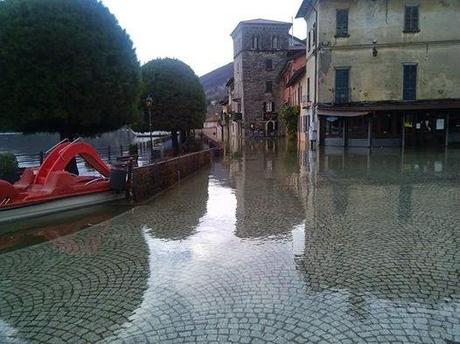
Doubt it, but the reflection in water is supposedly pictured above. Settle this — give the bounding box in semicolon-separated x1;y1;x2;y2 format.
0;139;458;343
0;215;150;343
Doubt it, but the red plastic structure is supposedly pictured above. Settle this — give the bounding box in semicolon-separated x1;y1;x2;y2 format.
0;140;112;209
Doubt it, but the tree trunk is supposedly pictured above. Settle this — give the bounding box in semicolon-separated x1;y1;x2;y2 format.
59;132;79;175
180;130;187;144
171;130;179;156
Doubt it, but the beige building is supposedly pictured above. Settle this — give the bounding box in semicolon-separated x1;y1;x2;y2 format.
296;0;460;147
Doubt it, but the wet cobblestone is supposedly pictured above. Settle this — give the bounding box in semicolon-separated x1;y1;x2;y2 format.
0;141;459;343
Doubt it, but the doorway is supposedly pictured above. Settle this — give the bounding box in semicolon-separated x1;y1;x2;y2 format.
404;112;447;147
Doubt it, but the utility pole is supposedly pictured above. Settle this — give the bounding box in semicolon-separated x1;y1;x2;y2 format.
145;95;154;162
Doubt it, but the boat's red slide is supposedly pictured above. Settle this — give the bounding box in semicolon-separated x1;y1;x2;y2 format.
0;140;112;209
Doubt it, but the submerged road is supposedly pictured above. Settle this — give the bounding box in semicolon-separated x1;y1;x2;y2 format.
0;140;458;343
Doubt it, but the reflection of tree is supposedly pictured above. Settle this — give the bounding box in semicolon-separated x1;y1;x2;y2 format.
0;217;150;343
235;140;304;239
0;206;127;253
126;169;209;241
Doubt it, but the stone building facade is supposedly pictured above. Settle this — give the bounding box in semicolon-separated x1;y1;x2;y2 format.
296;0;460;147
230;19;293;138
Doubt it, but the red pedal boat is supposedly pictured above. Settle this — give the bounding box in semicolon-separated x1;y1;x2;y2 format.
0;139;124;223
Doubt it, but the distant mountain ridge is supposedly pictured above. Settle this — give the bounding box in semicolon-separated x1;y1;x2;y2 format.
200;62;233;119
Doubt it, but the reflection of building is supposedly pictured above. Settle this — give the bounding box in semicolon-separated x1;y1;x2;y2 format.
230;19;305;138
298;145;459;310
229;139;305;238
296;0;460;148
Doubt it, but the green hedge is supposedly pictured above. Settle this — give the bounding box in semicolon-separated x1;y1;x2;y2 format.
0;152;19;183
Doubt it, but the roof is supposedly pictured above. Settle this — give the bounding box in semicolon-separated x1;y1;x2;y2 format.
231;18;292;37
225;77;234;87
239;18;292;25
291;36;306;46
296;0;316;19
286;66;306;87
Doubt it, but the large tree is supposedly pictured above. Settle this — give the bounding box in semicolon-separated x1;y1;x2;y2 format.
140;58;206;153
0;0;141;139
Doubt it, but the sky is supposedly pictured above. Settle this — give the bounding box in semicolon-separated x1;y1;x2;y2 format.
101;0;306;76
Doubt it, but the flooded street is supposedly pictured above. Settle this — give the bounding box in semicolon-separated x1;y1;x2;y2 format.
0;140;458;343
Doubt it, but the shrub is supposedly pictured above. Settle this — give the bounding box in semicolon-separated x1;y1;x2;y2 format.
128;144;139;156
280;105;300;138
0;152;19;183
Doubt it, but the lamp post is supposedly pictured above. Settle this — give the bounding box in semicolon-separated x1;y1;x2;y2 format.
145;95;154;162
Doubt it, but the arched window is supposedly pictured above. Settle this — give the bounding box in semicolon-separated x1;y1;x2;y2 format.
252;35;259;50
272;35;279;49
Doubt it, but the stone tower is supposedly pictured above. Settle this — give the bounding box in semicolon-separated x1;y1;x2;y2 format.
231;19;292;137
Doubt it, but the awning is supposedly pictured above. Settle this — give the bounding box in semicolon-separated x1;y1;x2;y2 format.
317;110;369;117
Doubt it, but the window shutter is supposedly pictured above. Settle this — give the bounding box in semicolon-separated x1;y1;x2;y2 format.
263;102;266;113
335;68;350;104
405;6;419;32
272;102;275;112
313;24;317;45
403;65;417;100
336;9;349;36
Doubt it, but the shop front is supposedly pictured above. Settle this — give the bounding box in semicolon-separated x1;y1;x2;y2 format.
403;112;447;147
318;106;460;148
319;110;371;147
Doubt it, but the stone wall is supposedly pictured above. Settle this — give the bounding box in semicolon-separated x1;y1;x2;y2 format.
131;149;215;202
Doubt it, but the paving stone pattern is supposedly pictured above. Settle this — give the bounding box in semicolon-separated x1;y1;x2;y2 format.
0;141;459;343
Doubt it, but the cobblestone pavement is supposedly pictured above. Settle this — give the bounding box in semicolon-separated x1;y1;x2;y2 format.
0;141;459;343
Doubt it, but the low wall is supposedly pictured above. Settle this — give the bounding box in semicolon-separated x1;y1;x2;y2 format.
131;149;216;202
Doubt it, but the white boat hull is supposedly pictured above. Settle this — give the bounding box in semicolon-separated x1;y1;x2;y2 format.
0;192;125;224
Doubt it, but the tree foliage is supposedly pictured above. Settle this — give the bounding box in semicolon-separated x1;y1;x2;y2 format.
0;0;141;137
280;105;300;138
139;58;206;132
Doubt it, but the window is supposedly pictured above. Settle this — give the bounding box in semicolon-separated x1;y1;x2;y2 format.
404;5;419;32
265;59;273;71
298;86;302;106
313;23;317;46
251;35;260;50
265;81;272;93
264;102;275;113
403;64;417;100
336;9;349;37
272;36;279;50
335;68;350;104
307;77;311;102
325;118;343;138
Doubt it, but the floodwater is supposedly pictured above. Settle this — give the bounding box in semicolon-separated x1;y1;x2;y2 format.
0;139;458;343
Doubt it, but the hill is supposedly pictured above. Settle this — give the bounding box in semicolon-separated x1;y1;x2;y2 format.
200;62;233;119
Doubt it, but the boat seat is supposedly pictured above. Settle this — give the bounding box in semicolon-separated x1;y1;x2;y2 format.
14;168;35;190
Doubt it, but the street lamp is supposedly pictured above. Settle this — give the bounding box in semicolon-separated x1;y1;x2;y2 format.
145;95;154;162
